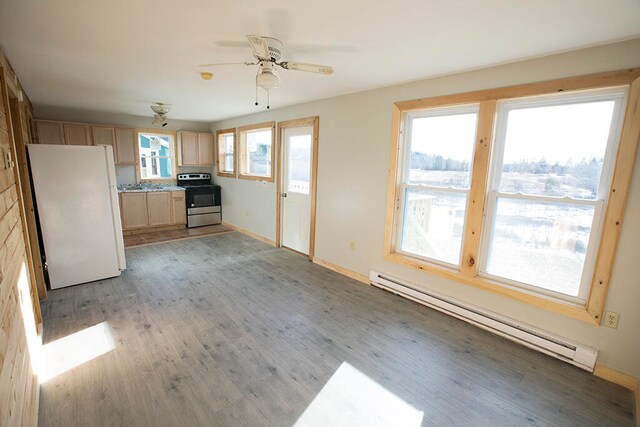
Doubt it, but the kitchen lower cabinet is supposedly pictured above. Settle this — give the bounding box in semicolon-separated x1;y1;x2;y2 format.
120;192;149;229
171;191;186;225
147;192;172;226
120;190;186;231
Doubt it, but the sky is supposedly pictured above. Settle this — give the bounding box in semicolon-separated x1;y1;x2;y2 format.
409;100;616;165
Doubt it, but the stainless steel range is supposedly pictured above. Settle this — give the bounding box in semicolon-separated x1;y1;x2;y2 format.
176;173;222;228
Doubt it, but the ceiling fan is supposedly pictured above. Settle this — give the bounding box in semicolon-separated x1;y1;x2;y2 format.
199;35;334;109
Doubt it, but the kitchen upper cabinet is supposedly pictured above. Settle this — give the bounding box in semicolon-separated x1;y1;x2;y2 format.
178;131;213;166
120;192;149;229
92;126;117;161
35;121;65;145
147;192;172;226
115;127;136;165
197;132;214;166
178;131;199;166
171;191;186;225
63;123;92;146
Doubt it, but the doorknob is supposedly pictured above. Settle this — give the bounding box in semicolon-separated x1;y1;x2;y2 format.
281;192;287;197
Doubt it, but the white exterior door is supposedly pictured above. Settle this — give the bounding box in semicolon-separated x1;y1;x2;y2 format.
281;126;313;254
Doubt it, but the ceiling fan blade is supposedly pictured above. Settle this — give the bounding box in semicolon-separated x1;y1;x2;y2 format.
279;61;333;75
246;35;270;60
198;62;256;67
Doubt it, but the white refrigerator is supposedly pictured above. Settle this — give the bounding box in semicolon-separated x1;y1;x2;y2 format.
28;144;126;289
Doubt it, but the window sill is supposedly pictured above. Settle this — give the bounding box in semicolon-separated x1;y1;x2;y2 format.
238;174;274;182
383;251;598;325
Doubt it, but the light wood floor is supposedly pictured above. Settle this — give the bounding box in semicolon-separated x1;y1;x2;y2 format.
39;232;635;426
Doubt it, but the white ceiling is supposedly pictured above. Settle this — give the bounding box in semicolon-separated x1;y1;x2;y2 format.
1;0;639;122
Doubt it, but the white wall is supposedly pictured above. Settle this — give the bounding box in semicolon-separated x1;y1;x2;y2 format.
211;38;640;377
34;106;214;184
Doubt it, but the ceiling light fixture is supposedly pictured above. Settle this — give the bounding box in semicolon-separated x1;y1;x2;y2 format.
254;62;280;109
150;102;170;127
200;71;213;80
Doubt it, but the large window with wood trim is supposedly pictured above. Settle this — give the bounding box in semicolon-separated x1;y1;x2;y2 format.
398;105;478;267
238;122;275;181
480;89;626;305
385;70;640;324
216;128;236;177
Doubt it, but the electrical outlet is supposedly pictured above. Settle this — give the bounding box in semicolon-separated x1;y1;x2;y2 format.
604;311;620;329
349;241;356;251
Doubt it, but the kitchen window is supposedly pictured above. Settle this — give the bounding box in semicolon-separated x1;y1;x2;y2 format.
216;128;236;177
138;132;175;180
384;69;640;324
238;121;275;181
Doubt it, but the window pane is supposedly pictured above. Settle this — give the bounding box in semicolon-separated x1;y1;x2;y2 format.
223;154;234;172
223;134;234;154
485;198;595;297
288;135;311;194
139;134;173;179
499;101;615;199
401;189;467;265
245;130;271;176
408;112;477;188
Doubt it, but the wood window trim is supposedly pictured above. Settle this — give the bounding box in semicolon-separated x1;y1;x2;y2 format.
275;116;320;260
134;129;178;183
215;127;237;178
384;68;640;325
238;121;276;182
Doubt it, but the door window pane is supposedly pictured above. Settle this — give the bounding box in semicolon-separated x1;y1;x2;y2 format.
485;198;595;297
401;189;467;265
408;113;477;188
499;101;615;199
288;135;311;194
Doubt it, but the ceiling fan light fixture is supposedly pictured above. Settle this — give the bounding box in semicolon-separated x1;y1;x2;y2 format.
256;70;280;90
150;102;170;115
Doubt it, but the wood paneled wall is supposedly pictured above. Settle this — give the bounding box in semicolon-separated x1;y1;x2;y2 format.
0;48;41;426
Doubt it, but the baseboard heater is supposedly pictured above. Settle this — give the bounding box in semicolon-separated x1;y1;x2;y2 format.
369;270;597;372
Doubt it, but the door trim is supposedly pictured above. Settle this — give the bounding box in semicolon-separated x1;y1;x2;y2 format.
276;116;319;260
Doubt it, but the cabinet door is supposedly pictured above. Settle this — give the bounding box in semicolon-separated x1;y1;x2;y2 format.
171;191;186;225
147;192;172;226
63;123;92;145
35;121;65;145
197;132;214;166
92;126;117;162
115;128;137;165
121;192;149;229
179;132;198;166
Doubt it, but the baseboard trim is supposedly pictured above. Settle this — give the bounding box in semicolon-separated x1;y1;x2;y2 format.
312;257;370;285
222;222;276;246
594;364;638;390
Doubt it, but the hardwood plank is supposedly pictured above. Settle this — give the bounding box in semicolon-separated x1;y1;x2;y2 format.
38;232;635;426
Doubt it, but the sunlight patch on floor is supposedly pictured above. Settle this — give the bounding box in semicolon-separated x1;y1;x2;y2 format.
39;321;116;383
294;361;424;427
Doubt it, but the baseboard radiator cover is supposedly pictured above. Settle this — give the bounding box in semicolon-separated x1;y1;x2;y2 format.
369;270;598;372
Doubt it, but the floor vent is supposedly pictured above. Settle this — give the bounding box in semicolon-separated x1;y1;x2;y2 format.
369;270;597;372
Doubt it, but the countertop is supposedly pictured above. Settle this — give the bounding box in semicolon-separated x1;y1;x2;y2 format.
117;184;185;193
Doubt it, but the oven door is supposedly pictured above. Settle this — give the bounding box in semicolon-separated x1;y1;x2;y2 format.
186;188;216;210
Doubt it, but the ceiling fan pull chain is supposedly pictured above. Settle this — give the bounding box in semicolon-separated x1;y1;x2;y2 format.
255;85;259;106
267;90;270;109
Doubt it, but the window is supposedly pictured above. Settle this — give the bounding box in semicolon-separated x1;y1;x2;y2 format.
480;90;625;304
385;69;640;324
216;128;236;177
398;105;478;266
238;122;275;181
138;132;175;180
